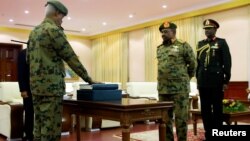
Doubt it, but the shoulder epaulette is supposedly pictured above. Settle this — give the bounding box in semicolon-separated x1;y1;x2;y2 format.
177;39;186;44
197;39;205;45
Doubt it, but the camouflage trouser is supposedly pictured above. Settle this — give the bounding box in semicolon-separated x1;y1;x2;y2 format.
159;93;189;141
32;95;63;141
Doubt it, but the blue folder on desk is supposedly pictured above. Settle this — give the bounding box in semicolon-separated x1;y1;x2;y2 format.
92;84;118;90
77;84;122;101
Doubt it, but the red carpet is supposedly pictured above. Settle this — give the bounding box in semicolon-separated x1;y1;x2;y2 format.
185;128;205;141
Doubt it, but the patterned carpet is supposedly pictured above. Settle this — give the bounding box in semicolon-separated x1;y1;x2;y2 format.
114;124;205;141
113;122;250;141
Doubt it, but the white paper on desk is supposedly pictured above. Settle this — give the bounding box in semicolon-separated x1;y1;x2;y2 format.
63;95;72;100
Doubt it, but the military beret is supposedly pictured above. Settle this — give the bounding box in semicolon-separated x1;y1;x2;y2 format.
159;21;177;32
203;19;219;29
46;0;68;16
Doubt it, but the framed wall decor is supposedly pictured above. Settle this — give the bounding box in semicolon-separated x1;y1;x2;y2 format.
64;62;79;81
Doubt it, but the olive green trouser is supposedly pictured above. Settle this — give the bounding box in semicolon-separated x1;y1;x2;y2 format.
33;96;63;141
159;93;189;141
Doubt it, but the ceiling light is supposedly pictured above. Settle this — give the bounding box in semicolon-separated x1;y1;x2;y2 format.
9;19;14;22
24;10;29;14
81;28;86;31
67;17;71;20
129;14;134;18
102;22;107;26
162;5;167;9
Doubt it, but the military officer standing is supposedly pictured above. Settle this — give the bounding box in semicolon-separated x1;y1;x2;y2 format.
196;19;232;141
27;1;97;140
157;21;196;141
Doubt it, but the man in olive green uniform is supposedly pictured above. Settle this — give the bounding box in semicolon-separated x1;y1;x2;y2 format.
157;21;196;141
27;1;96;140
196;19;231;141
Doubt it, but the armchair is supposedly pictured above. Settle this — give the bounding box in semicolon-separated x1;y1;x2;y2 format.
126;82;158;100
0;104;11;139
0;82;22;103
0;82;23;139
189;82;200;109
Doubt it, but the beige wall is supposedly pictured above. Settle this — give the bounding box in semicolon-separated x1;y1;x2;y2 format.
128;29;145;82
0;29;92;81
128;6;250;82
0;30;29;48
67;39;92;78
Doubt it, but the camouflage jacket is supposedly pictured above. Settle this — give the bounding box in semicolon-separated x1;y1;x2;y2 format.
27;18;92;96
157;39;196;94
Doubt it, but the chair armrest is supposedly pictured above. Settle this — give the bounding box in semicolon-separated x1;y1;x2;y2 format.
190;96;199;109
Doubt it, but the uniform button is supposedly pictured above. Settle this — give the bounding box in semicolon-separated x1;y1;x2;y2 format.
205;68;207;71
217;72;219;74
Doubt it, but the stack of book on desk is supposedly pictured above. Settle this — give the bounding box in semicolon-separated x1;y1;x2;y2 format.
77;84;122;101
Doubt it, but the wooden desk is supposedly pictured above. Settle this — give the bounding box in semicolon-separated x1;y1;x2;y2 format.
63;98;173;141
190;109;250;135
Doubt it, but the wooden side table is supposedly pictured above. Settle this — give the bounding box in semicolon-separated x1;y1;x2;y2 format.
189;109;250;135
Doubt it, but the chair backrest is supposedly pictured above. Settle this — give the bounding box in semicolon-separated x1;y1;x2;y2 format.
126;82;158;97
189;82;198;96
65;82;74;93
0;82;22;103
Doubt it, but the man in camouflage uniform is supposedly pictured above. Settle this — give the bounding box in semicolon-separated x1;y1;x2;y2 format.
157;21;196;141
196;19;231;141
27;1;96;140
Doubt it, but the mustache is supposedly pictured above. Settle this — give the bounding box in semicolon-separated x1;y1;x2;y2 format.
162;35;168;38
162;35;170;40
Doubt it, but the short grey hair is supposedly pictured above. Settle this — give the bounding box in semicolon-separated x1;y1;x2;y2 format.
45;4;56;17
